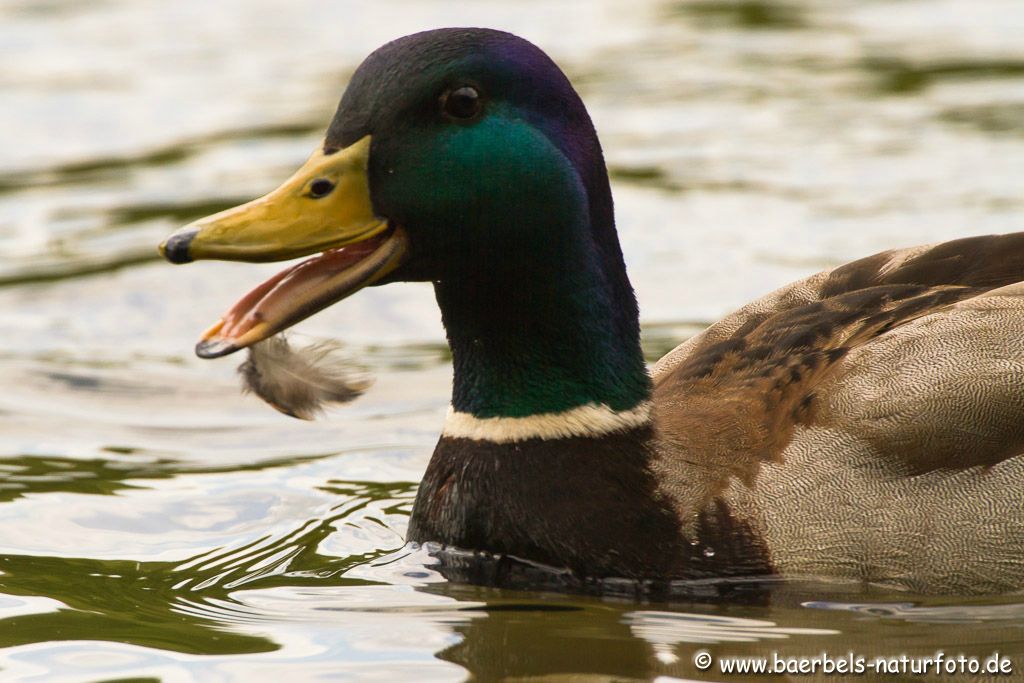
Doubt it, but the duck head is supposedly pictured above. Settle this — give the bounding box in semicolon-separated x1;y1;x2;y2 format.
161;28;648;418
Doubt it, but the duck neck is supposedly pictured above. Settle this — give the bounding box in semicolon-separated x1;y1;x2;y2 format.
434;219;651;429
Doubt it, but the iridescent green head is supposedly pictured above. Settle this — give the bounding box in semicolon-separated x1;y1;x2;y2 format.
327;29;619;282
161;28;650;418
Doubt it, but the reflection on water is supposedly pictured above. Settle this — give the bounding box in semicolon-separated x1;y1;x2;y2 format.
2;0;1024;679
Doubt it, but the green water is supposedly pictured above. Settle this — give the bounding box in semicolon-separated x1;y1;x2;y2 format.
2;0;1024;679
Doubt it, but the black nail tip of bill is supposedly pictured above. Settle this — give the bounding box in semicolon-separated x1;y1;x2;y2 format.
161;228;198;264
195;338;240;359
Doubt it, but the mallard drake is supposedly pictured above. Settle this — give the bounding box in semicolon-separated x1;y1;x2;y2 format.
160;28;1024;595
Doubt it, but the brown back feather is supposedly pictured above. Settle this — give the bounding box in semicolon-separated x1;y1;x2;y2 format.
652;233;1024;490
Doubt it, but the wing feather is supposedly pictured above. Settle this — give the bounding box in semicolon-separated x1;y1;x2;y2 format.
653;233;1024;475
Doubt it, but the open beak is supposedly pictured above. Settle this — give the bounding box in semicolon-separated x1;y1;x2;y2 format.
158;136;407;358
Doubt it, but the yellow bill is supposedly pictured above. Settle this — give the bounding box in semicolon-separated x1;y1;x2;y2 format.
158;136;408;358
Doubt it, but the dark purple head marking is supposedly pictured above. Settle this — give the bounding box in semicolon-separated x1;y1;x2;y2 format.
325;28;605;199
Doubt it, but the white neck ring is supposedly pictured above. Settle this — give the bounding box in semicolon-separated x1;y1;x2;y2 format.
441;401;653;444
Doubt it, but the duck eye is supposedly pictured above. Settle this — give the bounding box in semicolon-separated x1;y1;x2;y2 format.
443;86;482;120
309;178;335;198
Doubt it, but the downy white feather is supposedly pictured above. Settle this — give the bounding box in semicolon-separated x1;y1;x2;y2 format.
238;335;371;419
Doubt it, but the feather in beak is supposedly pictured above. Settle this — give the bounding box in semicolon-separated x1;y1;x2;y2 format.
238;335;371;420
